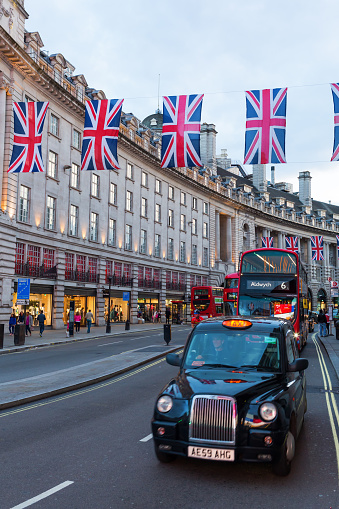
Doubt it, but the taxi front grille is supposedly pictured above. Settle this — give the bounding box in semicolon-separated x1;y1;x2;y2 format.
189;395;236;445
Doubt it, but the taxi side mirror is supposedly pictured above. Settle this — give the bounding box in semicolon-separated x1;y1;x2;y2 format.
287;358;309;372
166;353;181;366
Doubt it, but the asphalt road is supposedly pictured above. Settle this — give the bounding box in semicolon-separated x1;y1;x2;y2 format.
0;327;191;383
0;333;338;509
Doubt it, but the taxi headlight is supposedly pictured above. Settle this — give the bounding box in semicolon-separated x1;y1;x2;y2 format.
259;402;277;422
157;395;173;413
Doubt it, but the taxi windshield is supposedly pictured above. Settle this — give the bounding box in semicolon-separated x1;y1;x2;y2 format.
184;330;281;371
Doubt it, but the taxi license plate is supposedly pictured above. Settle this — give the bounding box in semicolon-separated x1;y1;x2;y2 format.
188;446;234;462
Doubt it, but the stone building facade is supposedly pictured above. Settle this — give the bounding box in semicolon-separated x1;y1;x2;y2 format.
0;0;337;329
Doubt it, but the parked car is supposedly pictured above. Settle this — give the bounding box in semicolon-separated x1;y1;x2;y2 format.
152;316;308;476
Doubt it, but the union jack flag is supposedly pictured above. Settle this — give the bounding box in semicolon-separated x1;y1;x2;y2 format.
330;83;339;161
161;94;204;168
8;101;49;173
311;236;324;261
244;88;287;165
336;235;339;258
81;99;124;171
261;237;274;248
285;236;299;253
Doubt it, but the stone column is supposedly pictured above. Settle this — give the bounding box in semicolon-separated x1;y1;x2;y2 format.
215;210;220;261
130;263;139;324
54;249;66;329
226;216;232;263
278;233;283;249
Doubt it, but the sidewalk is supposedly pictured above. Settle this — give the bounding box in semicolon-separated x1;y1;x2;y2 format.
316;323;339;380
0;322;189;409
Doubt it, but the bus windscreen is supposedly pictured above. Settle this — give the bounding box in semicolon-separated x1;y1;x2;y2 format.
241;250;297;274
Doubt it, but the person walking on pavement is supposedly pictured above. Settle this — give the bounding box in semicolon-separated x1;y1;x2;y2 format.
37;309;46;337
18;311;25;323
318;309;327;337
325;310;330;335
165;307;171;324
25;312;33;336
74;311;81;332
86;309;94;333
8;313;16;335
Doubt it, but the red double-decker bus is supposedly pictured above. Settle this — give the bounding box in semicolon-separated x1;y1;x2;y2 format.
237;248;309;350
191;286;224;326
224;272;239;315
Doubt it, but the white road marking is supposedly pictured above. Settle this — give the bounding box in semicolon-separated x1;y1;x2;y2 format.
140;433;153;442
10;481;74;509
97;341;123;347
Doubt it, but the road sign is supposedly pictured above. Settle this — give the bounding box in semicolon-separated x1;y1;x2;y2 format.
328;277;332;282
331;281;338;289
17;278;30;300
123;292;130;301
16;299;29;305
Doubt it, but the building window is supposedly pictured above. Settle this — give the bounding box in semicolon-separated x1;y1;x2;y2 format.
69;205;78;236
126;190;133;212
46;196;56;230
155;179;162;194
50;114;59;136
90;212;98;241
155;204;161;223
70;163;80;188
203;247;209;267
47;150;57;178
180;214;186;231
203;222;208;238
140;229;147;254
108;218;116;246
19;185;29;222
180;241;186;263
141;171;148;187
192;197;198;210
180;191;186;205
73;129;81;149
125;224;132;250
76;254;86;278
127;162;133;179
168;209;174;227
28;245;41;276
88;257;97;283
15;242;25;274
43;248;55;271
192;218;197;235
65;252;74;280
91;174;99;198
110;183;117;205
168;185;174;200
203;202;209;214
192;244;198;265
168;238;174;260
155;234;161;257
141;197;147;218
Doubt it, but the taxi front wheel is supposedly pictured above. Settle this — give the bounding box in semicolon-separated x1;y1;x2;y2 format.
272;430;295;476
154;444;176;463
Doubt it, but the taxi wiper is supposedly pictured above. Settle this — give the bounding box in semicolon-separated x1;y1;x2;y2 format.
240;364;278;372
202;363;239;369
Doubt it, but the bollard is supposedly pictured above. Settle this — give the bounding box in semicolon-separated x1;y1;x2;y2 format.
336;321;339;340
125;320;130;330
164;324;171;345
14;323;25;346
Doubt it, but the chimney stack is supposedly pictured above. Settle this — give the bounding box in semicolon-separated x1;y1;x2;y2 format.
252;164;267;192
271;166;275;186
298;171;312;207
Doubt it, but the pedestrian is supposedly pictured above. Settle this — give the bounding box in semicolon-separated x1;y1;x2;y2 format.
325;310;330;335
8;313;16;335
37;309;46;337
86;309;94;333
165;307;170;324
74;311;81;332
25;312;33;336
158;311;161;323
18;311;25;323
318;309;327;337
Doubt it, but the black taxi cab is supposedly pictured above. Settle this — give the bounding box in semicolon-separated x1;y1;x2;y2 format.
152;316;308;476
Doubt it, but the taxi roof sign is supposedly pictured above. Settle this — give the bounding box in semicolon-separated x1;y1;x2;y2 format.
222;319;253;329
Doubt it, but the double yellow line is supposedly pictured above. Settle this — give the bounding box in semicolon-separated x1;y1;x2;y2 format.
313;334;339;482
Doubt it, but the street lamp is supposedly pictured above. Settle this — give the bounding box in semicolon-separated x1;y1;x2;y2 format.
106;276;112;333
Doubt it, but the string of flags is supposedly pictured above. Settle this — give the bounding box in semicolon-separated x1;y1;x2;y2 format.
6;84;339;173
261;235;339;261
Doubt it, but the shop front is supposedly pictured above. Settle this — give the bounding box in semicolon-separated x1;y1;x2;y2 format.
64;288;96;326
104;290;130;323
317;288;327;311
165;295;189;324
137;293;160;322
13;282;53;326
